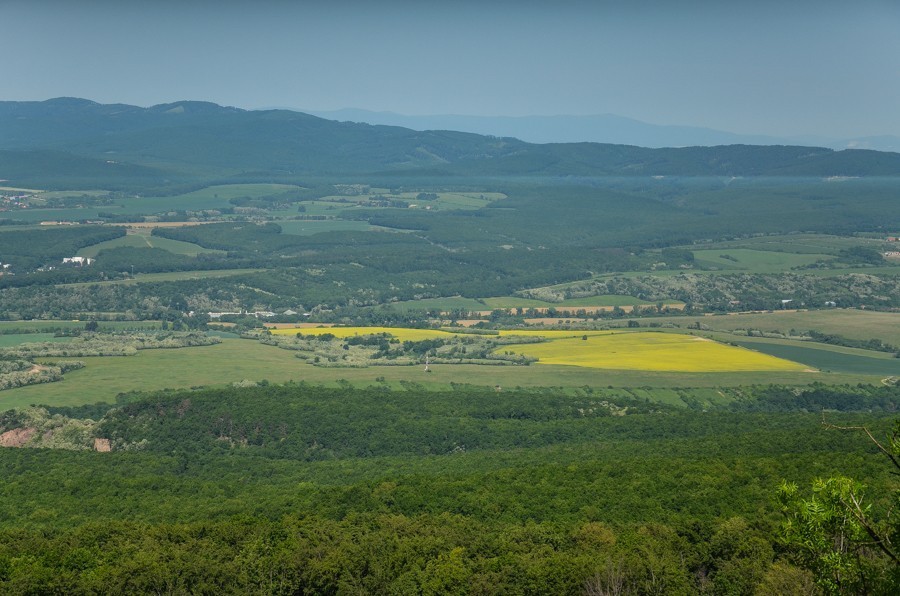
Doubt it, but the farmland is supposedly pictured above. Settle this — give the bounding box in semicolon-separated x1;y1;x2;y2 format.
499;332;809;372
2;99;900;593
269;324;809;374
0;332;887;411
690;248;833;272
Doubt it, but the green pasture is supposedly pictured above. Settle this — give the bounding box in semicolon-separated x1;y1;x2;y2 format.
691;249;832;272
76;228;224;257
0;333;72;347
0;338;882;410
396;191;505;210
291;200;362;217
0;321;161;332
4;207;108;223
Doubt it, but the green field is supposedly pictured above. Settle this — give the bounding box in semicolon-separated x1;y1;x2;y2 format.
706;333;900;376
0;333;72;347
691;249;833;272
400;191;506;210
76;228;224;257
0;321;161;332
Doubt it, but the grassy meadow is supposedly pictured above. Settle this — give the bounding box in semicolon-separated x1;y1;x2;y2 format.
76;228;225;257
690;248;832;272
0;333;73;347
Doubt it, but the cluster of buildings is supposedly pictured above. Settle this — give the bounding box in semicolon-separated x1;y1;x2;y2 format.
62;256;94;266
207;309;306;320
0;193;32;211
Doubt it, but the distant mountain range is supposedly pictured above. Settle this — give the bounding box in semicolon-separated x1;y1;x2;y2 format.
2;98;900;189
304;109;900;153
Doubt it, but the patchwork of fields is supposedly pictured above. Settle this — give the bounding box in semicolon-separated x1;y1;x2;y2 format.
273;326;808;372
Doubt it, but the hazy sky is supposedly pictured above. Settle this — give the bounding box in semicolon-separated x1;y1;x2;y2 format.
2;0;899;138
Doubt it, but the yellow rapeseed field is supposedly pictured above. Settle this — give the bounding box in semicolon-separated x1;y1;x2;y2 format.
501;332;808;372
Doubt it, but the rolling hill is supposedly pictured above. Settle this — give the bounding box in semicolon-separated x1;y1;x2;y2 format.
2;98;900;188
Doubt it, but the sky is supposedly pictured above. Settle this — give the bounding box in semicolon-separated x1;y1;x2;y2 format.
1;0;899;138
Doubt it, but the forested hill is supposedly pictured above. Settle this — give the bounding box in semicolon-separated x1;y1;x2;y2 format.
2;98;900;186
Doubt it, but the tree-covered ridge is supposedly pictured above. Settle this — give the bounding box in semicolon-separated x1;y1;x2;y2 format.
4;382;898;456
1;382;898;593
2;99;900;190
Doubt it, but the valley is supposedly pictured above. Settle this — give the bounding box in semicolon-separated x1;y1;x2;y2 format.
0;98;899;593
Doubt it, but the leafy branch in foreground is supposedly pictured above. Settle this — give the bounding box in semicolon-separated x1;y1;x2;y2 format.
777;419;900;594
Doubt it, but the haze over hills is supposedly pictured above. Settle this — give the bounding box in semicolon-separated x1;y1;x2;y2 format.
304;108;900;153
2;98;900;190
